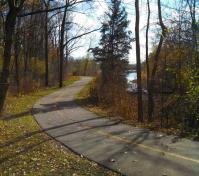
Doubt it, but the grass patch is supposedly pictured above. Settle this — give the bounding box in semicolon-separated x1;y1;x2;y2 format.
63;76;79;86
0;76;118;176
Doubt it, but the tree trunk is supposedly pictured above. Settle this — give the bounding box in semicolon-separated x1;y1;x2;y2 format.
0;8;17;113
59;3;67;88
146;0;151;122
45;4;49;87
135;0;143;122
148;0;167;121
14;18;21;94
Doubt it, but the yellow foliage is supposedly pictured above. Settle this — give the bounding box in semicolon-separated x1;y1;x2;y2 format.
30;57;45;75
24;0;40;7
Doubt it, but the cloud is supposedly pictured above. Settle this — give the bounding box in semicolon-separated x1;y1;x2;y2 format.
71;0;166;64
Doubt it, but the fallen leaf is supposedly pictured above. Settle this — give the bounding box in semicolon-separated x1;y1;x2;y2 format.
110;158;116;162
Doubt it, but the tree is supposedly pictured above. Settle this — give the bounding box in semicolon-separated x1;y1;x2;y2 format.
186;0;199;127
91;0;132;90
148;0;167;121
135;0;143;122
44;0;50;87
14;18;21;93
58;0;97;87
0;0;25;113
146;0;151;122
59;0;68;88
0;0;96;111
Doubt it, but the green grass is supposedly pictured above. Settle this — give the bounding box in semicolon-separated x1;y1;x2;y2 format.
0;76;118;176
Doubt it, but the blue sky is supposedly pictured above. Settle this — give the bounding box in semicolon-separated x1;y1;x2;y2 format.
70;0;198;64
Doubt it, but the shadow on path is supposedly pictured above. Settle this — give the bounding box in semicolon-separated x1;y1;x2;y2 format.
1;99;79;121
0;117;122;164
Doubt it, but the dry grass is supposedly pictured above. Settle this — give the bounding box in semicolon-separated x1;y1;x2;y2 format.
76;78;199;140
76;79;137;123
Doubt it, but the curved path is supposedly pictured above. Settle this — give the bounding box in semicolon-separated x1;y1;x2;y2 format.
33;77;199;176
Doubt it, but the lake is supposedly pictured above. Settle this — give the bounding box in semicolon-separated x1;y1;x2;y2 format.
127;72;137;82
127;72;137;91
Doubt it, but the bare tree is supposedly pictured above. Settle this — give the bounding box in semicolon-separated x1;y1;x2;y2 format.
135;0;143;122
14;18;21;93
58;0;100;87
146;0;151;121
59;0;68;88
0;0;25;113
44;0;50;87
148;0;167;121
187;0;197;62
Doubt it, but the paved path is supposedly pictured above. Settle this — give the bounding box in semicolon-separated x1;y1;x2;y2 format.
33;77;199;176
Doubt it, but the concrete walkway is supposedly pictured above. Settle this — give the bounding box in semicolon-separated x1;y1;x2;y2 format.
33;77;199;176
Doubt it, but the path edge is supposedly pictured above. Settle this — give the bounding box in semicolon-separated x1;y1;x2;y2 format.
31;78;124;176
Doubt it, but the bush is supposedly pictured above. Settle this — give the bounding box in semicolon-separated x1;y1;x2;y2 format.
89;75;137;120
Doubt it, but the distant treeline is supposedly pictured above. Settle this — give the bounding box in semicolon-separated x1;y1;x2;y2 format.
68;57;99;76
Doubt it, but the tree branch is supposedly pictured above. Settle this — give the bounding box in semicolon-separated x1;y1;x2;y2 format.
64;28;101;47
18;0;91;17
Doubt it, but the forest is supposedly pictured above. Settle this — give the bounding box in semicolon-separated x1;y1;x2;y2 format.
0;0;99;96
85;0;199;137
0;0;199;175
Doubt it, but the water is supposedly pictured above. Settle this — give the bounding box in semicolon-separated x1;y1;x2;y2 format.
127;72;137;82
127;72;137;91
126;72;147;93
